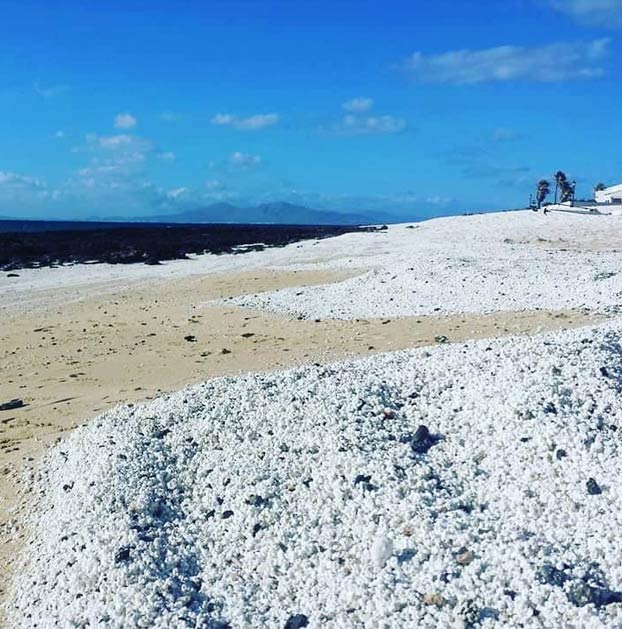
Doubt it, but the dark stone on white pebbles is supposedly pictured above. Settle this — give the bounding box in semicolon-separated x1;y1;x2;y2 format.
537;563;622;607
567;583;622;607
537;564;570;588
600;366;610;377
0;399;24;411
222;510;234;519
114;546;132;563
284;614;309;629
353;474;375;491
587;478;602;495
245;495;268;508
434;335;449;344
408;425;440;454
556;449;567;460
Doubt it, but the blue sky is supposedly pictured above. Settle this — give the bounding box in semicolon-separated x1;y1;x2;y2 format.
1;0;621;220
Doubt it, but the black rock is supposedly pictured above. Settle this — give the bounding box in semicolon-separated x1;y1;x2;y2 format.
222;510;234;519
537;564;570;588
600;366;610;378
153;428;171;439
184;335;197;342
245;495;268;508
567;582;622;608
0;398;24;411
556;449;567;460
587;478;602;495
284;614;309;629
409;424;440;454
354;474;372;486
0;224;375;272
537;562;622;608
114;546;132;563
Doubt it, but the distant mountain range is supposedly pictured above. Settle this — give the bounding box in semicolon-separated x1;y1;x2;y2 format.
1;202;406;226
153;201;395;225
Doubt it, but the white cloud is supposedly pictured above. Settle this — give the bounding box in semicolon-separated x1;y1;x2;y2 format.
211;112;279;130
342;97;373;113
114;113;137;129
326;98;406;136
211;113;235;126
72;134;155;185
157;151;176;161
167;187;187;199
229;151;262;168
34;83;68;98
53;130;66;139
332;114;406;136
88;134;152;156
550;0;622;26
235;113;279;130
403;39;610;84
0;171;46;190
96;134;135;149
206;179;224;190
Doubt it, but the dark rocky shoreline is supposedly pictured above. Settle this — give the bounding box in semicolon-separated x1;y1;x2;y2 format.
0;223;383;271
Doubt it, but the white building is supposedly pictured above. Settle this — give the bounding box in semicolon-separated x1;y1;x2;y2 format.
595;184;622;204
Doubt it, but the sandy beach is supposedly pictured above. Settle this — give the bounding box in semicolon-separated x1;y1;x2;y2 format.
3;211;622;627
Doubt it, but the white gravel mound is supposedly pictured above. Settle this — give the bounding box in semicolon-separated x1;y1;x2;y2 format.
228;212;622;319
9;320;622;628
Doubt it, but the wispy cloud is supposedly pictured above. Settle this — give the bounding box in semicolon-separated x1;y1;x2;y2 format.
34;82;69;98
157;151;176;161
89;133;151;153
549;0;622;26
166;187;187;199
211;112;279;130
114;113;137;129
206;179;225;190
72;134;155;184
325;99;406;136
402;39;610;84
342;97;373;113
0;170;46;191
229;151;262;169
337;114;407;135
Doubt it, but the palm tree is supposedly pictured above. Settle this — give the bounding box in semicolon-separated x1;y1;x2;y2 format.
560;179;574;203
536;179;550;208
554;170;567;203
594;182;607;192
